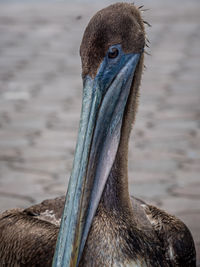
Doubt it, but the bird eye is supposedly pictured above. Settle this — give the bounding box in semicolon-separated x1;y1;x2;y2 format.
108;47;119;59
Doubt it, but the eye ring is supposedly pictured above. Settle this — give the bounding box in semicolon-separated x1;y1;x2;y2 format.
108;47;119;59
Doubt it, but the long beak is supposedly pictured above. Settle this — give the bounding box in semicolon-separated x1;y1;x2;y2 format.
52;52;141;267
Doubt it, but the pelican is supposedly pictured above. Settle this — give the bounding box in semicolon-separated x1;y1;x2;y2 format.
0;3;196;267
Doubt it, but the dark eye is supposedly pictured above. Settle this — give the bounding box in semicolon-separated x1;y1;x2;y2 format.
108;47;119;59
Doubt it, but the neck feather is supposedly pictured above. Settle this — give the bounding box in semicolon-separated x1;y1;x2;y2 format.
100;147;131;214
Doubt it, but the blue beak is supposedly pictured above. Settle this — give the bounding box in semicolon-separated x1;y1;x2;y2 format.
53;45;141;267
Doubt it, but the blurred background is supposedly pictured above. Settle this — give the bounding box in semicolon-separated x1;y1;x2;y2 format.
0;0;199;264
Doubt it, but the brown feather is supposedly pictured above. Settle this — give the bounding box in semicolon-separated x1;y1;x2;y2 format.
0;209;58;266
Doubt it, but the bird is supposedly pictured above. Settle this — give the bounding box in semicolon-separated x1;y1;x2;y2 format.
0;3;196;267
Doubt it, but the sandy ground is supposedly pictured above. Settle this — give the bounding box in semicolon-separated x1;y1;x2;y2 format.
0;0;199;264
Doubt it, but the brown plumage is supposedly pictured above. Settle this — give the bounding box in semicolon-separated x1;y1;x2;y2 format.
0;3;196;267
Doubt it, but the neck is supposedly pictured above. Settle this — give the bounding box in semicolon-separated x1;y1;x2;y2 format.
100;139;133;215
